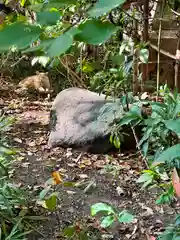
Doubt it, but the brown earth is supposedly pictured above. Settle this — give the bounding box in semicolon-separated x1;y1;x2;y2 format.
0;80;178;240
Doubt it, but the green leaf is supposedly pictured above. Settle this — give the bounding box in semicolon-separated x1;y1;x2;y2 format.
119;115;138;126
91;203;115;216
175;214;180;226
129;105;142;118
113;135;121;149
22;39;54;53
138;127;152;147
154;144;180;163
88;0;126;18
156;192;173;205
75;19;117;45
0;22;42;52
136;172;153;184
45;193;57;211
100;215;115;228
63;226;76;237
36;11;61;26
118;211;134;223
20;0;26;7
46;32;73;57
111;54;125;65
43;0;77;9
32;0;77;11
139;48;149;64
164;119;180;135
39;186;51;200
142;141;149;157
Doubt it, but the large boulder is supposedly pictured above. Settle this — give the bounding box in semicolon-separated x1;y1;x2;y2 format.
48;87;136;153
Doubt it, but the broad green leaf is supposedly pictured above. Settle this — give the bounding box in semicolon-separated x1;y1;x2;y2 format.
119;115;139;126
46;32;73;57
45;193;57;211
138;127;152;147
118;210;134;223
0;23;42;52
154;144;180;163
39;186;51;200
63;226;76;237
88;0;126;18
75;19;117;45
31;0;77;11
129;105;142;118
22;39;54;53
164;119;180;135
43;0;77;9
139;48;149;64
136;173;153;184
36;11;61;26
91;203;115;216
100;215;115;228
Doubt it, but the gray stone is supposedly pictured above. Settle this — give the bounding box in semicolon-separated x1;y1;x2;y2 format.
48;87;133;153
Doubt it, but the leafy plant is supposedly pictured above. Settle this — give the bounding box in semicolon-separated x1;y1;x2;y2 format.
117;86;180;238
158;214;180;240
91;202;134;228
0;115;39;239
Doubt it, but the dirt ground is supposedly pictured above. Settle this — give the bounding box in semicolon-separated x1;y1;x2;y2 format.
0;80;179;240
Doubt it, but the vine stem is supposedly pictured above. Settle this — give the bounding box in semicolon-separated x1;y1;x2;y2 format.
156;0;165;102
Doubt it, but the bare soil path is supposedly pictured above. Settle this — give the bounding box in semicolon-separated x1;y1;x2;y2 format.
0;80;177;240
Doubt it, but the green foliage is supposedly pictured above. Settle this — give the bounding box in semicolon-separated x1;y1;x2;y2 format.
88;0;126;18
158;215;180;240
91;202;134;228
0;23;42;52
117;86;180;237
139;48;149;64
75;19;117;45
36;11;62;26
0;116;33;239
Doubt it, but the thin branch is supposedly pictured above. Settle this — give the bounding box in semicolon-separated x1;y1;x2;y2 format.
174;28;180;88
150;43;176;60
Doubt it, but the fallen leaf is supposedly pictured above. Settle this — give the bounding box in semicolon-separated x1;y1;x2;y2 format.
28;141;36;147
66;148;72;157
93;160;106;168
14;138;23;143
52;171;63;185
22;162;30;167
79;174;88;179
172;167;180;197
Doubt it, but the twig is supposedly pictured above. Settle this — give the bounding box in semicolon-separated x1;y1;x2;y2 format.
123;89;149;168
10;55;26;67
150;43;176;60
131;126;149;168
60;59;86;88
156;0;165;102
132;17;139;94
141;0;149;92
174;28;180;88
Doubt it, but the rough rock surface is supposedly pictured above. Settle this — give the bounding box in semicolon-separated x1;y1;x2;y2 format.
48;87;134;153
